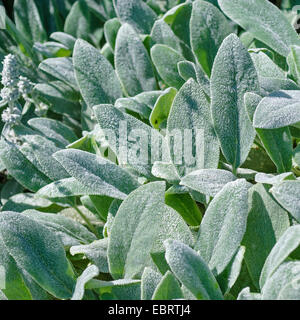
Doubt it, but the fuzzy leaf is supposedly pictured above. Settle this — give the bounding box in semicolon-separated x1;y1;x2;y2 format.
73;39;122;108
211;33;259;171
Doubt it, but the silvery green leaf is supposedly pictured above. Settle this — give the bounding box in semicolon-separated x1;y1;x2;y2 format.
253;90;300;129
2;193;58;213
141;267;162;300
64;0;90;40
53;149;140;200
94;104;169;179
152;271;183;300
190;0;232;77
250;51;285;79
14;0;47;43
163;1;192;47
33;41;71;58
195;179;252;275
165;189;203;226
245;92;293;173
151;44;185;89
115;90;161;119
151;161;180;184
260;225;300;289
28;118;77;148
167;78;219;177
218;0;300;57
0;236;32;300
50;32;76;51
70;238;109;273
37;177;97;199
73;39;122;108
19;134;70;181
211;34;259;171
258;77;300;96
104;18;121;51
150;87;177;129
164;239;223;300
216;246;245;294
115;24;157;96
34;82;80;118
242;183;290;288
262;261;300;300
270;181;300;222
71;265;99;301
22;209;96;248
0;212;76;299
150;19;182;53
255;172;295;185
39;58;78;90
180;169;237;197
177;61;210;97
0;139;51;192
113;0;157;34
108;182;194;279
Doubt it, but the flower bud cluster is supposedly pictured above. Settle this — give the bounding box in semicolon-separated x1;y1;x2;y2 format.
1;54;20;87
1;106;21;126
18;76;34;97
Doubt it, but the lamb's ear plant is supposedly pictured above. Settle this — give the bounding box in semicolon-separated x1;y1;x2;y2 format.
0;0;299;301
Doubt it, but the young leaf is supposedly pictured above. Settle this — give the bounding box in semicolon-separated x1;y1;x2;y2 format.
164;239;223;300
195;179;252;275
115;24;157;96
211;33;259;171
218;0;300;57
73;39;122;108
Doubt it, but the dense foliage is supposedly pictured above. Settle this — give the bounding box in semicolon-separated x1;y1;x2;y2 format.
0;0;300;300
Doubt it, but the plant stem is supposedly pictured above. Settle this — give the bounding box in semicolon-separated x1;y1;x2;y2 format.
74;206;99;237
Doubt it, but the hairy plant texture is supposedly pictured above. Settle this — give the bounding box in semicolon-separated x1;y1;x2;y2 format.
0;0;299;301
